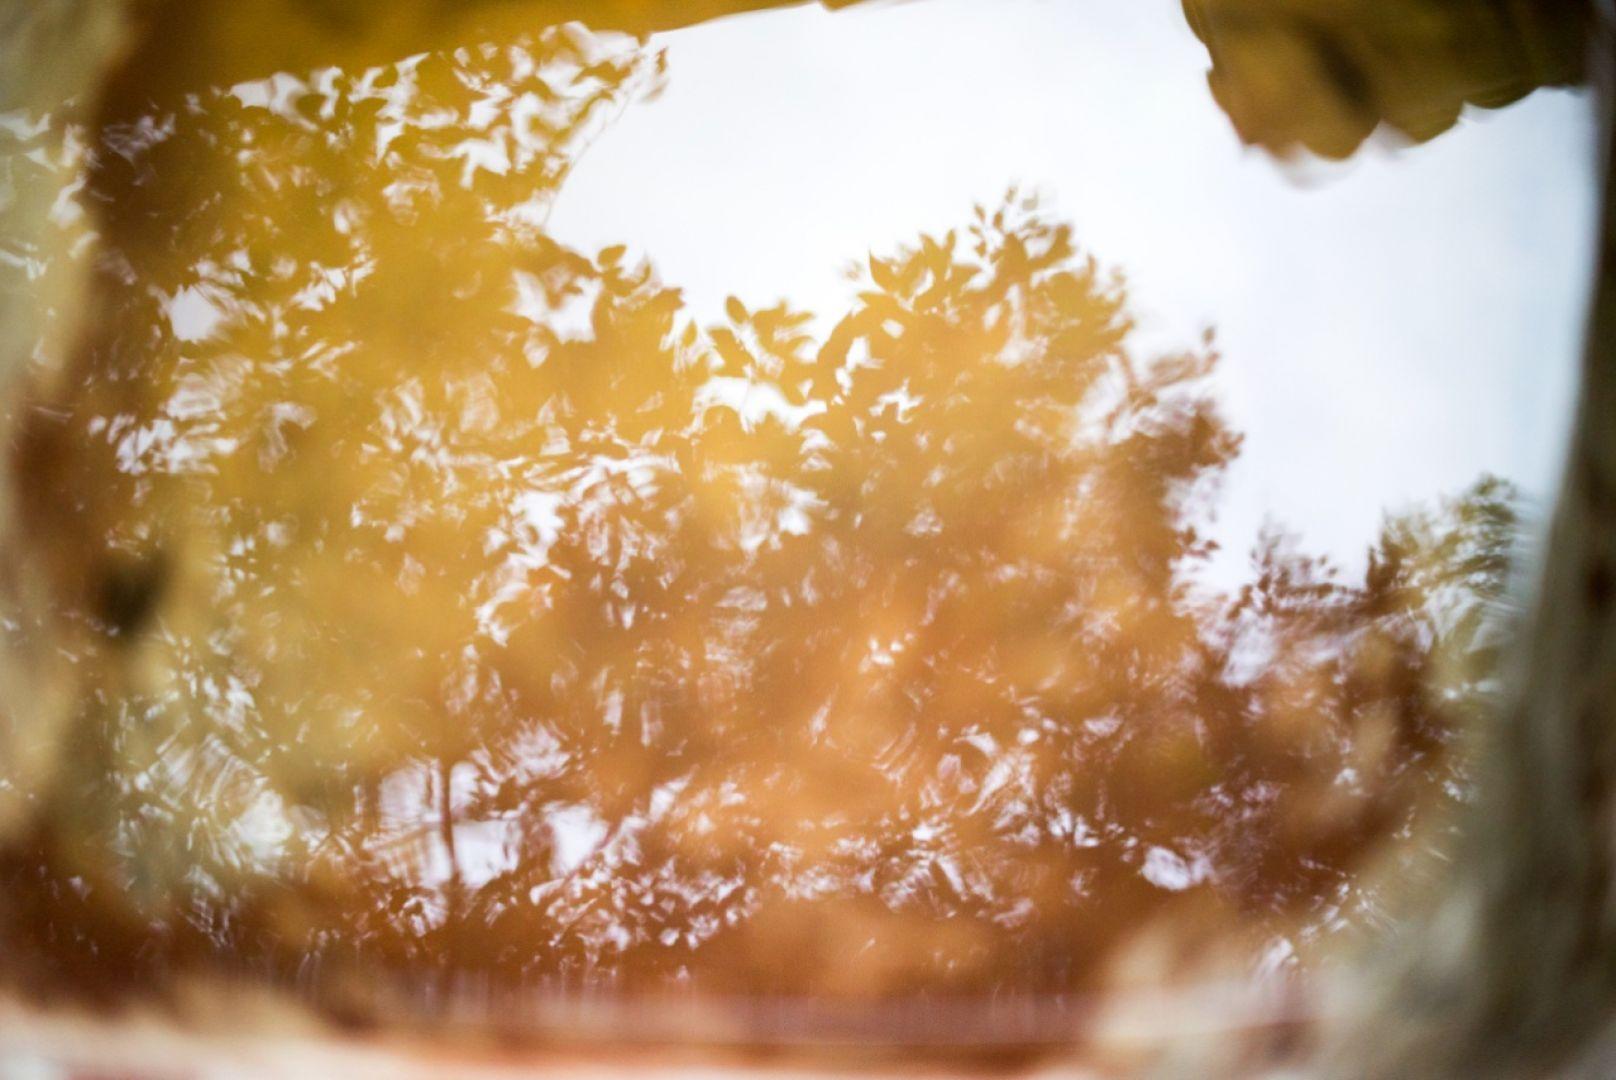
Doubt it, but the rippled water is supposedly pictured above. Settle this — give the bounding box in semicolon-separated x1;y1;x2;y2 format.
0;0;1598;1044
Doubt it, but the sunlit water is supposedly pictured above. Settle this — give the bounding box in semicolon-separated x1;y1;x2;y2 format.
0;0;1598;1044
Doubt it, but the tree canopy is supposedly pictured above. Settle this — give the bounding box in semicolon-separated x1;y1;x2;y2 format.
0;19;1520;1020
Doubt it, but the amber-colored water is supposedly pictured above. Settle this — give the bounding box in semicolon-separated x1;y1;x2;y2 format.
0;0;1591;1042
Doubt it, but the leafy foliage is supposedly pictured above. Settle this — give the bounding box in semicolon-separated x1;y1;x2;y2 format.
1;25;1519;1009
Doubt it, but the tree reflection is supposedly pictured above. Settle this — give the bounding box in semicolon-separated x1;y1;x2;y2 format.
2;22;1518;1013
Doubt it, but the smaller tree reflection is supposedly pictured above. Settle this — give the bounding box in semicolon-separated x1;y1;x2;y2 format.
1183;0;1590;158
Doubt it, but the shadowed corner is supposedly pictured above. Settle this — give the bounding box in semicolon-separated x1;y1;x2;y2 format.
1180;0;1592;160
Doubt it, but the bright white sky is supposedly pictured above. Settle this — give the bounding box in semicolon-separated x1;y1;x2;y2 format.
549;0;1600;579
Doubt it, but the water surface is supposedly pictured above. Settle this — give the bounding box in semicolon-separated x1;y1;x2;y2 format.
0;0;1596;1042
